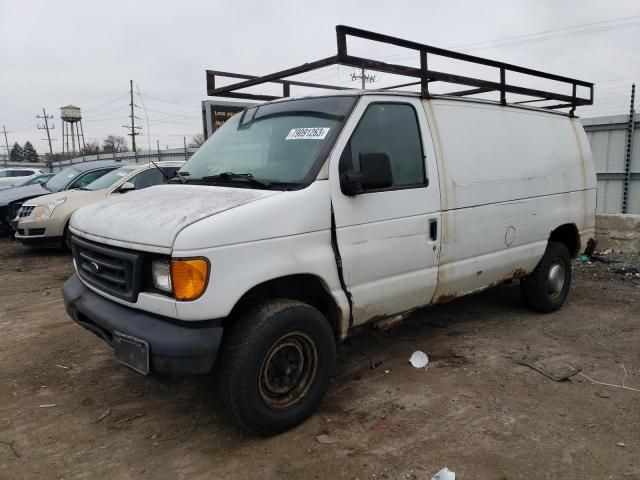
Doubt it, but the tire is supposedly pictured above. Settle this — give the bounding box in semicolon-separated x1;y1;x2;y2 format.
219;299;336;436
521;241;571;313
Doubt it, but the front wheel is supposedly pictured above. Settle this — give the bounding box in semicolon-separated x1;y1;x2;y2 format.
521;241;571;313
219;299;336;436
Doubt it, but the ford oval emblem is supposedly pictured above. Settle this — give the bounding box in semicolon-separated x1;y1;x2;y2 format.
89;261;100;273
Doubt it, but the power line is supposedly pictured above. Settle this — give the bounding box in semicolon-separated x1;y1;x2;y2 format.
450;13;640;50
84;116;128;122
84;92;129;112
139;93;197;108
83;104;129;119
135;83;152;152
378;20;640;64
148;119;199;125
144;107;200;119
460;22;640;52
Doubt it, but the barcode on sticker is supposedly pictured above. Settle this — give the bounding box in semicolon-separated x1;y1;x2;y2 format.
285;127;330;140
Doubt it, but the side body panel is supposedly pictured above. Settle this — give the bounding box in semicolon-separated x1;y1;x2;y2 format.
329;95;442;326
423;99;597;301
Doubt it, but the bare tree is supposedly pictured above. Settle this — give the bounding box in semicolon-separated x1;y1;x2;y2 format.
83;140;101;155
189;133;205;148
103;135;127;153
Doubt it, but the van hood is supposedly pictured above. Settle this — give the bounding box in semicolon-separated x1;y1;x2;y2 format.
70;184;280;252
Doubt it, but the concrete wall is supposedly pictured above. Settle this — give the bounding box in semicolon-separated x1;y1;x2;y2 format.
596;213;640;252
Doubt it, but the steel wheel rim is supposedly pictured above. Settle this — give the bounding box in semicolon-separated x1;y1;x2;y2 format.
259;332;318;410
547;259;566;297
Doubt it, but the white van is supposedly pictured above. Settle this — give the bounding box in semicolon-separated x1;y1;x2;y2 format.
62;27;596;436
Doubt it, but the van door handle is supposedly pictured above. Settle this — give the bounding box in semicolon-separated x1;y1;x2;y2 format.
429;219;438;241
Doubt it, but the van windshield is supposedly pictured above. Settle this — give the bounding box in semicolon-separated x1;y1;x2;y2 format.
179;96;356;189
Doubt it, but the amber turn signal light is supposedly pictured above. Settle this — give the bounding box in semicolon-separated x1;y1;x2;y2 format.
170;258;209;301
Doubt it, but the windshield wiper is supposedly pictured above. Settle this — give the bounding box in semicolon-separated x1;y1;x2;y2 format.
147;158;171;182
168;171;190;183
202;172;271;188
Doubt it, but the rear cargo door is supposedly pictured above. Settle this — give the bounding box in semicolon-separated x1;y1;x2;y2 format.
329;96;441;326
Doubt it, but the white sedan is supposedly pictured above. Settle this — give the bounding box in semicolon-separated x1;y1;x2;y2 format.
0;167;43;188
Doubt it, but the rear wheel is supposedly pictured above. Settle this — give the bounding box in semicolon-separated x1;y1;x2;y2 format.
521;241;571;313
219;299;336;436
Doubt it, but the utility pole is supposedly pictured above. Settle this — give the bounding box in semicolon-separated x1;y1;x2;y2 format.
622;83;636;214
130;79;137;152
123;79;141;155
351;69;376;90
183;136;187;160
2;126;10;167
157;139;161;163
36;109;55;170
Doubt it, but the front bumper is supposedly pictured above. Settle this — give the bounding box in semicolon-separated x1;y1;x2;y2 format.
14;217;62;247
62;273;223;375
15;231;63;247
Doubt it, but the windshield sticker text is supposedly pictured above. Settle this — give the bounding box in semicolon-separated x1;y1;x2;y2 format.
285;128;330;140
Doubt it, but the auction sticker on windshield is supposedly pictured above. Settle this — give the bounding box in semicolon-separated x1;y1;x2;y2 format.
285;127;330;140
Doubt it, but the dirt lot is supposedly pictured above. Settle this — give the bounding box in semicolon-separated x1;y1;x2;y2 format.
1;238;639;480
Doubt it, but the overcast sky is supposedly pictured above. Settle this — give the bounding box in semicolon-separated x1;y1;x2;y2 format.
1;0;639;155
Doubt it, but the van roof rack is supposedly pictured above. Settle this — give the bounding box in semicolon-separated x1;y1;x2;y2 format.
206;25;593;116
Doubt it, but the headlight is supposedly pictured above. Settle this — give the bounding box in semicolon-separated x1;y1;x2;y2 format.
151;257;209;300
171;258;209;301
32;198;66;220
151;260;172;293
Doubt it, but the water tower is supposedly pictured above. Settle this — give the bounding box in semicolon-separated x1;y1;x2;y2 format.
60;105;86;156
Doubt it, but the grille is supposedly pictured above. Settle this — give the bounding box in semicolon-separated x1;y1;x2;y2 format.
17;205;35;218
71;235;144;302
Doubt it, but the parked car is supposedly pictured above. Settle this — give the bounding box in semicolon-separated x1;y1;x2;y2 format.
62;30;596;436
0;172;55;191
0;167;42;188
15;161;184;248
0;161;119;236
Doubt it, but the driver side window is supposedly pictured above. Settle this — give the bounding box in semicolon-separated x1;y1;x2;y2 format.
129;168;166;190
339;103;426;191
71;169;111;189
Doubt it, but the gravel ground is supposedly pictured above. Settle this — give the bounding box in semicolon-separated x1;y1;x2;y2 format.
1;239;639;480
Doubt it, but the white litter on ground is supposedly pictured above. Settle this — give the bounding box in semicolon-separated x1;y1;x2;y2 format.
409;351;429;369
431;467;455;480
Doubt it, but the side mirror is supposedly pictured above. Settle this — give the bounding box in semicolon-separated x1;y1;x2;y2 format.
340;152;393;196
118;181;135;193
